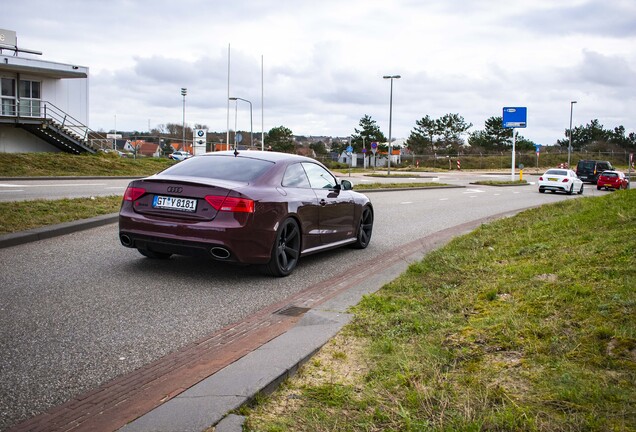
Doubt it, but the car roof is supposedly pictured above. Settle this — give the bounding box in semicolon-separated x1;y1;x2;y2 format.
202;150;318;164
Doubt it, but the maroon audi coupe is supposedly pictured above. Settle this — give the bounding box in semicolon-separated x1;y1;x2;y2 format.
119;151;373;276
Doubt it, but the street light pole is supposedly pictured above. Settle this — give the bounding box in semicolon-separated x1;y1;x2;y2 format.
181;88;187;149
383;75;401;175
568;101;577;168
229;97;253;149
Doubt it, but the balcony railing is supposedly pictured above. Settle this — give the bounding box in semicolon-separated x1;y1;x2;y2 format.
1;99;89;140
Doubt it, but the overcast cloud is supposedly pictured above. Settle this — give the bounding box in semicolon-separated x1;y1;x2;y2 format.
4;0;636;145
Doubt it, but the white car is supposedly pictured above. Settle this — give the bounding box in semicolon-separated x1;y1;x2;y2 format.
169;151;193;161
538;168;584;195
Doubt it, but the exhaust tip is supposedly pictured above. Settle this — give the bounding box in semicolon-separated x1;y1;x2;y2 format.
210;247;231;260
120;234;133;247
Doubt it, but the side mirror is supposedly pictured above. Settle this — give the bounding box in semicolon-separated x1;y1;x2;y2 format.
340;180;353;190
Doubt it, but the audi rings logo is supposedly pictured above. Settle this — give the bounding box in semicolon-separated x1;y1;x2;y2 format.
167;186;183;193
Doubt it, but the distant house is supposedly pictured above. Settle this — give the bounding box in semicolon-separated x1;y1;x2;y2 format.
130;140;161;157
0;28;96;154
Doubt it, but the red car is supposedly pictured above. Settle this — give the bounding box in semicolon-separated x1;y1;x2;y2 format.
596;170;629;190
119;151;373;276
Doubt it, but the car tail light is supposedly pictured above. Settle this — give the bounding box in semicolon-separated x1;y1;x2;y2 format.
205;195;255;213
123;187;146;201
562;178;569;183
539;176;543;181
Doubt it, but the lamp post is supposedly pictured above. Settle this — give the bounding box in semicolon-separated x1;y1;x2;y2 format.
181;88;187;149
383;75;401;175
229;97;253;148
568;101;577;168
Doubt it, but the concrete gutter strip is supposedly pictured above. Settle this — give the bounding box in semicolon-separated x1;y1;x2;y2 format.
119;310;353;432
0;213;119;249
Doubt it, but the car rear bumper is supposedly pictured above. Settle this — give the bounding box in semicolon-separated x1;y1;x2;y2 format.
118;213;275;264
539;185;568;193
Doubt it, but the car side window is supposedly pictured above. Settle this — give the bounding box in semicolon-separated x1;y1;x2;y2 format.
302;163;337;189
282;163;311;188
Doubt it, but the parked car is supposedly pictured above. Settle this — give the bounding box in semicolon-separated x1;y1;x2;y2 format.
538;168;584;195
119;151;374;276
597;170;629;190
99;148;127;157
169;151;192;161
576;160;613;184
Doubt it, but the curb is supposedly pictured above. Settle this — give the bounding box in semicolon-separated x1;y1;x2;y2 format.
0;213;119;249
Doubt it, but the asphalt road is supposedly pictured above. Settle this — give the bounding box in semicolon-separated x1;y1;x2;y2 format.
0;170;559;202
0;178;133;202
0;176;604;431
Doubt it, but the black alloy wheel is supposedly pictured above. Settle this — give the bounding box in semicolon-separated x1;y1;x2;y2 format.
567;184;574;195
267;217;301;277
352;206;373;249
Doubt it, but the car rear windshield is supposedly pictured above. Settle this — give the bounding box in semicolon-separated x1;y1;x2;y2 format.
577;161;595;170
602;172;618;178
161;155;274;181
546;170;567;176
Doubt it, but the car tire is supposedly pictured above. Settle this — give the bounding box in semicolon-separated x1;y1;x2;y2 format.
266;217;301;277
597;185;601;190
138;248;172;259
578;184;584;195
351;206;373;249
539;188;545;193
567;184;574;195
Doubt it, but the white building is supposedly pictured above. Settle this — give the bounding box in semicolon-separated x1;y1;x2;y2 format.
0;28;95;153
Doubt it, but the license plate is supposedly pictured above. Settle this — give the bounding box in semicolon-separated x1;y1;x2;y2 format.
548;177;557;181
152;195;197;212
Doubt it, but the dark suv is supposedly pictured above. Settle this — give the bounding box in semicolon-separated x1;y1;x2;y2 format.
576;160;614;184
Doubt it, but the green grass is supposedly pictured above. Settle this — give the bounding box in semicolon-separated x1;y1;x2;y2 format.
0;196;122;234
364;173;433;178
472;180;528;186
245;190;636;431
354;182;450;190
0;152;174;177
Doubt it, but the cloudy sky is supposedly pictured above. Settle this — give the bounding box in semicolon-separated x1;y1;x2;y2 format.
4;0;636;145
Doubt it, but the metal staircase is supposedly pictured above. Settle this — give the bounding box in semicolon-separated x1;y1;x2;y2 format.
3;100;105;154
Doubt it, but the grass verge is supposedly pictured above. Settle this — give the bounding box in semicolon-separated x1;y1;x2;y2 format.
0;152;173;177
354;182;450;190
0;196;122;235
472;180;528;186
245;190;636;431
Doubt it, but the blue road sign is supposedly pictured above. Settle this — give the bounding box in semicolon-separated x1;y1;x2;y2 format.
503;107;527;128
346;145;353;154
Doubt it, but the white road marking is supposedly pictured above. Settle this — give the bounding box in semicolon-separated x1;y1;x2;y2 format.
0;183;108;188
